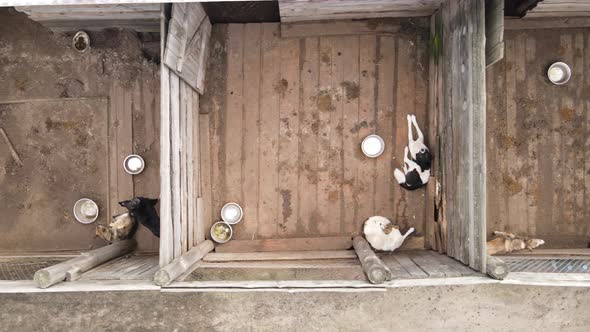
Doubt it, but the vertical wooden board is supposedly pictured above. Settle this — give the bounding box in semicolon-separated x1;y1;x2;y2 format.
257;23;281;239
523;35;538;237
316;36;335;235
179;82;188;253
326;36;344;235
159;64;173;266
340;35;360;234
224;24;245;209
278;37;301;237
572;32;584;235
356;35;377;228
199;113;213;241
415;30;429;242
239;23;262;240
298;37;320;236
196;19;212;94
394;34;420;233
374;35;395;218
170;72;182;259
585;31;590;237
188;89;198;248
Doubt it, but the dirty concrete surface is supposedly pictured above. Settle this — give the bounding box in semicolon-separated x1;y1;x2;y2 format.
0;284;589;331
0;8;160;252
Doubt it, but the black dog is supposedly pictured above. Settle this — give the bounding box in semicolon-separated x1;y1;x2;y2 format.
119;197;160;238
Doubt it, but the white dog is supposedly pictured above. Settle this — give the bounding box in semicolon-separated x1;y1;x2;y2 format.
394;114;432;190
363;216;414;252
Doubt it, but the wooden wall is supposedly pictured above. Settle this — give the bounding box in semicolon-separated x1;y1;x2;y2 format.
486;27;590;248
436;0;486;271
199;21;431;241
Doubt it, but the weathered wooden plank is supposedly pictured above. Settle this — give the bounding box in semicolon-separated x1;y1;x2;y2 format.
159;57;173;267
505;17;590;30
179;81;189;253
378;254;412;279
485;0;504;66
224;24;245;217
257;23;281;239
195;18;212;94
203;250;357;262
390;253;428;278
280;18;429;38
170;72;182;259
238;23;262;240
190;90;200;246
374;35;395;218
278;37;301;237
198;114;213;241
407;250;461;278
297;36;320;236
355;34;377;226
214;236;353;253
341;35;360;234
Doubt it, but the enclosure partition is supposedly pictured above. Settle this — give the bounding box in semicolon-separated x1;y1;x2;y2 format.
431;0;487;273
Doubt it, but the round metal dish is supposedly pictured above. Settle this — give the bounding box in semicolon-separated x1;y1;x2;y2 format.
123;154;145;175
220;202;243;224
361;134;385;158
547;62;571;85
73;198;99;224
210;221;233;243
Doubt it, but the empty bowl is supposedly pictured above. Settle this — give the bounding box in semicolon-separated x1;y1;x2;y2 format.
210;221;233;243
221;202;243;224
361;134;385;158
547;62;571;85
73;198;99;224
123;154;145;175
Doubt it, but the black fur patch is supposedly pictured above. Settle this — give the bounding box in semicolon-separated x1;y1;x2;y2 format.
400;169;425;191
119;197;160;238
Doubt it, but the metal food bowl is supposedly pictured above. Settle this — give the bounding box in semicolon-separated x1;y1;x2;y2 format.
547;62;571;85
210;221;233;243
72;31;90;52
123;154;145;175
361;134;385;158
73;198;99;224
220;202;243;224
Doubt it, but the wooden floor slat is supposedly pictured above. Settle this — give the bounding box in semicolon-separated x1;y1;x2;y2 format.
203;23;430;241
80;255;159;280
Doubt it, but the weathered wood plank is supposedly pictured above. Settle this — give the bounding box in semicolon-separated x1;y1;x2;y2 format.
198;114;213;242
159;55;173;267
214;236;353;253
203;250;357;262
170;72;182;259
257;23;281;239
390;253;428;278
281;18;429;38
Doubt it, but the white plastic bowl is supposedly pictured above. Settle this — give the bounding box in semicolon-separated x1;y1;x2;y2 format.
361;134;385;158
221;202;243;224
547;62;571;85
73;198;99;224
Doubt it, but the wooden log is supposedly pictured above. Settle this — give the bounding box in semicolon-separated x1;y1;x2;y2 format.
153;239;214;286
214;237;352;253
486;255;509;280
0;127;24;166
33;240;136;288
352;236;392;284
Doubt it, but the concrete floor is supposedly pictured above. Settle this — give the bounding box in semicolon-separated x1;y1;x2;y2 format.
1;285;589;331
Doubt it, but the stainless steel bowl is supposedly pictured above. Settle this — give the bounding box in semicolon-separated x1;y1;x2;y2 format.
547;62;571;85
210;221;233;243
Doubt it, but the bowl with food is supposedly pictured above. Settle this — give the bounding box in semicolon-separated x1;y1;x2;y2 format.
210;221;233;243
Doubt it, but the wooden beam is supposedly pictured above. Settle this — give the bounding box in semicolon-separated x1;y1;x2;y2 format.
203;250;357;262
505;17;590;30
280;18;429;38
486;255;508;280
33;240;137;288
154;240;214;286
485;0;504;67
352;236;391;284
214;237;353;253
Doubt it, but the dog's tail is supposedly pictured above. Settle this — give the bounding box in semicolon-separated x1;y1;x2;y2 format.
393;168;406;184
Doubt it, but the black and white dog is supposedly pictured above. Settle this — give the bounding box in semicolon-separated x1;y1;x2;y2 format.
119;197;160;238
393;114;432;191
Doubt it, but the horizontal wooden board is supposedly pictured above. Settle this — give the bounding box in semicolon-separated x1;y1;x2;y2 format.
214;237;353;253
203;250;357;262
281;18;429;38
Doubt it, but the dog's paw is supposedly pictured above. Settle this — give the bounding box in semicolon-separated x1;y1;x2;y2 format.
407;114;412;121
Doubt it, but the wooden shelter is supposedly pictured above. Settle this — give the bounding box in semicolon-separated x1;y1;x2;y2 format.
1;0;589;292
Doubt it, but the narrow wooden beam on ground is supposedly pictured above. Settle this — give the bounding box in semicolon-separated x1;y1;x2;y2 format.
214;237;353;253
203;250;357;262
33;240;137;288
486;255;509;280
0;127;24;166
154;240;214;286
352;236;392;284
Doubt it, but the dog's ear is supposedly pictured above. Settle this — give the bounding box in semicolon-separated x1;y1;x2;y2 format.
119;200;129;207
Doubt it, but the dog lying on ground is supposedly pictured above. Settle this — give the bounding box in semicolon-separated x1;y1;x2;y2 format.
363;216;414;252
119;197;160;238
487;231;545;255
96;212;137;243
394;114;432;190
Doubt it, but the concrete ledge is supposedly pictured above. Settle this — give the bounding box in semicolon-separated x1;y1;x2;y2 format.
0;280;159;293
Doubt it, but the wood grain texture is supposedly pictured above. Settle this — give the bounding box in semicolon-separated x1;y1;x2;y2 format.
437;0;487;272
281;18;429;38
278;0;442;22
486;28;590;248
214;237;353;253
203;250;357;262
201;22;430;241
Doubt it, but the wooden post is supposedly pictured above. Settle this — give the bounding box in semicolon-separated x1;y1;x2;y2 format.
486;255;509;280
352;236;392;284
154;239;214;286
34;240;136;288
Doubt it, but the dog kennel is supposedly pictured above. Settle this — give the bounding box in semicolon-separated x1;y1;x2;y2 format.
0;0;588;292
